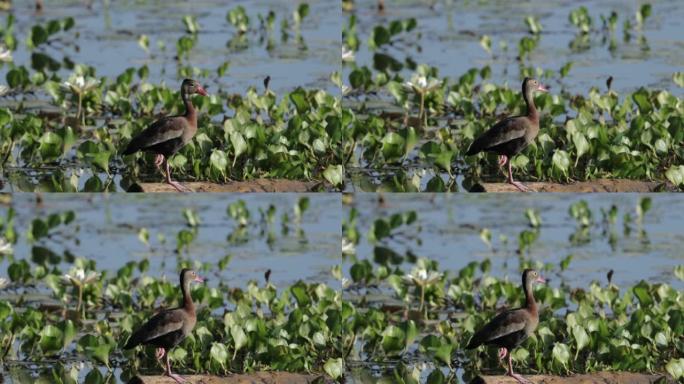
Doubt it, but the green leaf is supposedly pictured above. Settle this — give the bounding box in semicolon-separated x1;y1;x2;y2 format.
323;165;343;187
39;324;64;355
572;131;589;165
666;358;684;379
572;325;589;356
210;149;228;177
230;325;247;357
552;149;570;177
552;342;570;367
30;25;48;47
370;26;390;49
665;165;684;186
210;342;228;367
230;131;247;165
323;358;343;379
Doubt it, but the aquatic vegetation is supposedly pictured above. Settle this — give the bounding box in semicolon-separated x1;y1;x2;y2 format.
0;3;342;192
342;198;681;381
342;3;683;192
0;196;346;382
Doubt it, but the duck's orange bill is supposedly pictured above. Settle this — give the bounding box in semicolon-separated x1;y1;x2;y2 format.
197;86;208;96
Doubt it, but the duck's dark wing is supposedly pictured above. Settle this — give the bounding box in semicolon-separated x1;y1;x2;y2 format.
466;308;528;349
123;308;184;349
465;116;526;156
122;116;185;155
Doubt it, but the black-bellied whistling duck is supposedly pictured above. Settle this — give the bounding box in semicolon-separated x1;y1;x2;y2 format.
465;78;548;192
466;269;546;384
124;269;204;384
123;79;208;192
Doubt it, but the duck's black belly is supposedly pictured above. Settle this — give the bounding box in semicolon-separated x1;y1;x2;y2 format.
488;137;529;158
489;328;529;350
147;328;187;349
145;137;185;158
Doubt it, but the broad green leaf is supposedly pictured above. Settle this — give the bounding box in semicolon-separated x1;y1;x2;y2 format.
323;358;343;379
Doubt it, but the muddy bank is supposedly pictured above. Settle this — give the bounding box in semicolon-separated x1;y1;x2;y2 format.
472;372;672;384
473;179;671;193
128;179;326;193
128;372;332;384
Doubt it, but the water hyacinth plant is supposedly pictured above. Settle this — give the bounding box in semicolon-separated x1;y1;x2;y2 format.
341;195;683;382
0;2;342;192
342;3;684;192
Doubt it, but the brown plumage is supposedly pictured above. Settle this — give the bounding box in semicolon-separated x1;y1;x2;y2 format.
467;269;546;384
466;78;548;192
124;269;204;384
123;79;208;192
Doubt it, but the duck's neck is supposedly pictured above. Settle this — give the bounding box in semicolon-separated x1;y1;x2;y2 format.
523;279;537;314
181;280;195;314
523;86;538;122
181;89;196;121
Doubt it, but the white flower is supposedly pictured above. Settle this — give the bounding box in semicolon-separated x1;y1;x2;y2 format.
342;238;355;255
0;85;9;96
404;74;441;93
62;267;100;286
62;74;99;95
341;84;351;96
342;46;355;62
404;266;442;286
341;277;351;289
0;46;12;62
0;277;8;289
0;238;12;254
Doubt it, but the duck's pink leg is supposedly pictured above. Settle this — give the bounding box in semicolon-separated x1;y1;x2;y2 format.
507;352;532;384
507;158;530;192
165;353;187;383
154;154;165;171
164;159;191;193
498;347;508;360
155;347;165;360
498;155;508;167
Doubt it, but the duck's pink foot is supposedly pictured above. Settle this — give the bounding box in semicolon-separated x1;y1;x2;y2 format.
166;372;187;384
508;372;533;384
509;180;531;192
155;347;165;360
167;180;192;193
498;347;508;360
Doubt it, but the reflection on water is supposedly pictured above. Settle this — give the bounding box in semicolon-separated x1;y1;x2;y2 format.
0;193;341;384
347;0;684;96
2;193;341;288
344;193;684;382
5;0;340;95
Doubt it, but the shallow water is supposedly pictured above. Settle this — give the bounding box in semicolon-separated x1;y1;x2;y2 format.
0;0;341;192
343;192;684;382
0;193;342;383
1;193;341;288
6;0;341;95
346;0;684;96
347;193;684;288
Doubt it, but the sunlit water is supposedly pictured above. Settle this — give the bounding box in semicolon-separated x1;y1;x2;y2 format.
346;0;684;96
0;0;341;192
6;0;340;95
342;193;684;382
0;193;342;383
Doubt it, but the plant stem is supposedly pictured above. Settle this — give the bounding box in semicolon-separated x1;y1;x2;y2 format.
77;285;83;320
419;92;425;129
77;92;82;127
419;285;425;318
